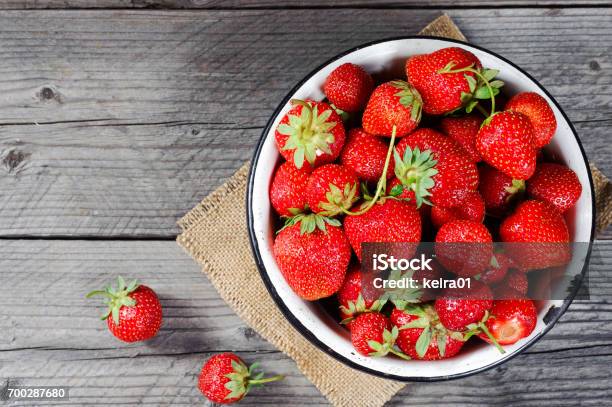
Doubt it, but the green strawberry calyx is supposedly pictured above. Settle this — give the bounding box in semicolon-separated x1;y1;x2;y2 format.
504;178;526;203
393;146;438;208
86;276;139;326
438;62;504;117
398;304;464;359
381;269;423;306
277;99;338;169
340;294;386;325
367;326;412;360
390;80;423;122
279;212;341;235
224;359;284;401
318;181;359;217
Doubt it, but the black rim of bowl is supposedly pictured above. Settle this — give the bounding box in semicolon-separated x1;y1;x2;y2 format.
246;35;596;382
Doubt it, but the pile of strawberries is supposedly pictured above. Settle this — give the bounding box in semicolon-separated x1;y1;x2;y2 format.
270;47;583;360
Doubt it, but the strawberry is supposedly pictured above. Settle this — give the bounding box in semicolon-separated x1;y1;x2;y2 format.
477;299;537;345
269;161;310;217
305;164;359;216
430;191;485;229
393;128;479;207
501;270;529;295
406;47;503;115
362;81;422;138
323;63;374;112
526;163;582;213
391;304;465;360
198;353;283;404
275;99;345;169
343;199;421;260
337;265;383;327
273;214;350;300
350;312;409;359
87;276;162;343
494;286;526;300
435;279;493;331
480;253;513;284
435;220;493;277
340;128;394;182
476;110;537;180
478;164;525;217
439;114;483;162
500;200;570;270
505;92;557;148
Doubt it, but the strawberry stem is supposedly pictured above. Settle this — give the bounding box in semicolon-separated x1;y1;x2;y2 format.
479;322;506;354
249;375;284;385
341;125;397;216
389;348;412;361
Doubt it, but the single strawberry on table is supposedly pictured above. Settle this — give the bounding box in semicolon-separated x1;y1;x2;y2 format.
439;114;483;162
350;312;409;359
391;304;465;360
198;353;283;404
273;213;351;300
526;162;582;213
478;163;525;217
362;80;422;137
269;161;310;217
393;128;479;208
477;299;537;346
323;62;374;112
505;91;557;148
476;110;538;180
87;276;162;342
305;163;360;216
340;128;394;182
500;199;570;270
430;191;485;229
434;220;493;277
275;99;345;170
343;198;422;260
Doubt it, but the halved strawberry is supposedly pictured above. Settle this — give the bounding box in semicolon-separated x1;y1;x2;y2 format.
477;299;537;345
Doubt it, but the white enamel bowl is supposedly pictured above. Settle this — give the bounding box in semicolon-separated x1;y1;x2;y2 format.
247;37;595;381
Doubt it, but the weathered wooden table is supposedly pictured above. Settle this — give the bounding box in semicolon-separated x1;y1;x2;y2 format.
0;1;611;405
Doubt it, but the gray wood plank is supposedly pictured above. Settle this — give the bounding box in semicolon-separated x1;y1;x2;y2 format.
0;8;610;237
0;1;610;9
0;240;611;405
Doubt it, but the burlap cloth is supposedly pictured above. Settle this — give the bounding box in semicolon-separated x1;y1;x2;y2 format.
177;15;612;407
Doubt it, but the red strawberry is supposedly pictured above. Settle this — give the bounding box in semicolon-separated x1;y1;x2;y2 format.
478;164;525;217
87;276;162;343
343;199;422;260
526;163;582;213
502;270;529;295
406;47;502;115
435;279;493;331
500;200;570;270
273;214;351;300
494;286;526;300
275;99;345;169
477;299;537;345
340;128;394;182
362;81;422;137
480;253;513;284
323;63;374;112
305;164;359;216
350;312;409;359
390;304;465;360
198;353;283;404
439;114;483;162
269;161;310;217
505;92;557;148
435;220;493;277
337;265;383;327
476;110;537;180
394;128;479;207
430;191;485;229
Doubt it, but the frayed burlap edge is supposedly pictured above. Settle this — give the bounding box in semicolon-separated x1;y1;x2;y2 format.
177;14;611;407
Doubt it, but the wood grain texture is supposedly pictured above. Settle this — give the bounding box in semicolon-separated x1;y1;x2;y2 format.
0;1;611;9
0;8;609;237
0;240;610;405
